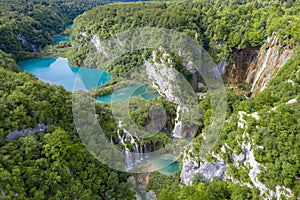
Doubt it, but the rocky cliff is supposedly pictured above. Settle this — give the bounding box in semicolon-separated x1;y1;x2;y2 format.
225;35;294;96
90;30;297;199
144;50;199;138
17;34;42;52
180;109;295;199
250;35;294;96
180;35;297;200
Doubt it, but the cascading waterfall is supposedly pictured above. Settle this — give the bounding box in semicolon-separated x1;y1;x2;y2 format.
136;134;143;161
172;105;183;138
118;131;124;144
118;120;122;128
134;143;140;162
140;145;143;160
118;130;133;170
123;128;135;144
117;126;145;170
124;128;140;162
251;45;272;92
144;144;148;158
125;147;133;170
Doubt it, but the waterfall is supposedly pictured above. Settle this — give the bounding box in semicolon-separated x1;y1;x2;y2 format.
118;120;122;128
172;105;183;138
110;136;114;144
144;144;148;158
251;46;272;92
123;128;135;144
117;130;134;170
248;36;293;97
118;131;125;145
119;128;145;167
134;143;140;162
140;145;143;160
173;121;183;138
136;134;143;160
125;147;133;170
125;129;140;162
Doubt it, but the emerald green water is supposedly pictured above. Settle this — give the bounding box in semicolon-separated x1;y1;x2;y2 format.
159;161;180;175
96;84;160;102
141;93;160;100
17;19;178;176
53;35;70;43
52;24;72;42
144;155;180;175
18;57;175;174
18;57;111;91
18;57;160;100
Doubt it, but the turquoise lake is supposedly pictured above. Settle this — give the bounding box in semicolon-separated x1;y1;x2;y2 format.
53;35;70;43
52;23;72;42
18;57;178;175
96;85;160;102
159;161;180;175
18;57;111;91
145;155;180;175
18;57;160;100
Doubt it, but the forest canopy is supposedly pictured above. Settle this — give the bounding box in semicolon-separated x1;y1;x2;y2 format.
0;0;299;199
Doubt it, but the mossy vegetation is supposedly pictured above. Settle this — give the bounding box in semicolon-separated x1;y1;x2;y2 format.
0;0;300;198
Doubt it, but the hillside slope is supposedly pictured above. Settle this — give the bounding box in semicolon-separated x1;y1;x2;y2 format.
68;1;300;199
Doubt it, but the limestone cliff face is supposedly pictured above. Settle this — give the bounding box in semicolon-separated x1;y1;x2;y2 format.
224;35;294;96
144;51;199;138
180;110;295;200
225;46;259;85
180;157;227;185
250;36;294;96
17;34;41;52
89;34;198;138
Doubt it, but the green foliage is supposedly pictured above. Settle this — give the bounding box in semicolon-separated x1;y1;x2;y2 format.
147;172;253;200
70;0;300;67
41;41;72;58
216;47;300;196
0;0;132;61
0;68;73;135
0;67;134;199
68;2;203;66
0;50;19;72
266;6;300;45
238;83;252;92
147;172;180;199
1;0;300;198
0;128;134;199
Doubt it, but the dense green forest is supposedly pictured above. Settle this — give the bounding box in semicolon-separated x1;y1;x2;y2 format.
147;171;259;200
68;0;300;199
0;0;143;60
0;0;140;199
0;50;19;72
0;67;134;199
145;48;300;199
214;47;300;197
69;0;300;67
0;0;300;199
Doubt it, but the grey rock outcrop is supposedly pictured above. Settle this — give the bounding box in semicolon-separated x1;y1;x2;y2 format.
7;123;48;140
180;158;228;185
